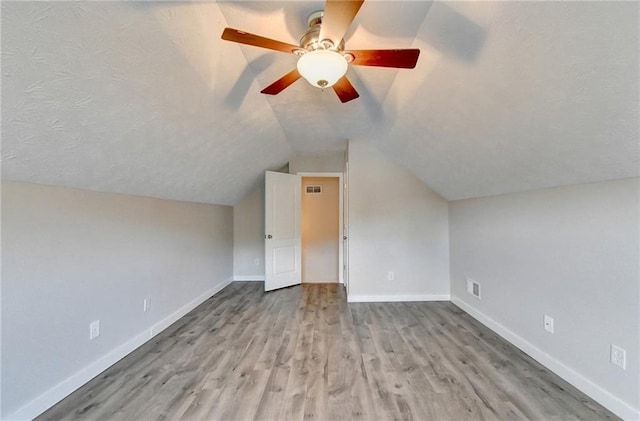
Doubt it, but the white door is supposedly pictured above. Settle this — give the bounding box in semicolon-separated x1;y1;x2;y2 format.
265;171;302;292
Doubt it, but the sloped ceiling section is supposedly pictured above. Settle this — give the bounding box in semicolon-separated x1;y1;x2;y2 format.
1;1;292;205
374;1;639;199
2;1;638;204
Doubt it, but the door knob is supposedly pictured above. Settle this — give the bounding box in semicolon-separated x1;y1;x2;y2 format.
267;234;273;239
343;236;347;240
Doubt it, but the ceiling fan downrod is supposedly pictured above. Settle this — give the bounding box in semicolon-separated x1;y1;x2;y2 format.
298;11;346;54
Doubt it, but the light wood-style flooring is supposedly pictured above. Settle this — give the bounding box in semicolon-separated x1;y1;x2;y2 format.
39;282;617;420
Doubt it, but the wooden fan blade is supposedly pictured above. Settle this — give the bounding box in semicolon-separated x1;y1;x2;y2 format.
349;49;420;68
319;0;364;46
221;28;299;54
261;69;302;95
332;76;359;103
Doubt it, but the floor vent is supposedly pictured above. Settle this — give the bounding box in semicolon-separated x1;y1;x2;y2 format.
467;278;481;299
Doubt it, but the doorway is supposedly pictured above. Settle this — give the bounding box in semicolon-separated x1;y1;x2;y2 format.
300;175;343;284
264;171;345;292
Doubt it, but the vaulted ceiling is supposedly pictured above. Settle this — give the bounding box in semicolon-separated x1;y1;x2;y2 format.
2;1;638;205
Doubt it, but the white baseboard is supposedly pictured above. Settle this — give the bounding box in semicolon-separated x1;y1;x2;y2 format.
6;277;233;421
233;275;265;282
451;295;640;421
5;330;151;421
348;294;450;303
150;277;233;336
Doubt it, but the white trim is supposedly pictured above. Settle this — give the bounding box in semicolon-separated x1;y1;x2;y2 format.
451;295;640;421
5;330;150;421
296;172;344;177
6;277;233;421
347;294;450;303
150;277;233;337
296;172;344;285
233;275;265;282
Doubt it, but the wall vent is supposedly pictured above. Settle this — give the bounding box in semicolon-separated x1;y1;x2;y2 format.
305;185;323;195
467;278;481;299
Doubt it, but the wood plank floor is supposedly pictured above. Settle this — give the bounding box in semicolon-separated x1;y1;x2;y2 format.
39;282;617;420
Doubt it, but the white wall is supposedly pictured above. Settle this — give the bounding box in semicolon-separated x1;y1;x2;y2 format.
301;177;339;283
449;177;640;419
347;139;450;301
289;152;345;174
233;183;265;280
1;181;233;419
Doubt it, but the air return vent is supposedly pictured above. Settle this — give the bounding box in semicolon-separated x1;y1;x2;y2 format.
467;278;481;299
305;185;322;195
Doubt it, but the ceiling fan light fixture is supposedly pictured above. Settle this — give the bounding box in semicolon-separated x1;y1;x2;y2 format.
221;0;420;102
296;50;348;89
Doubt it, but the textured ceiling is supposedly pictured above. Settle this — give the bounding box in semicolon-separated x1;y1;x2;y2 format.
2;1;638;204
1;1;292;205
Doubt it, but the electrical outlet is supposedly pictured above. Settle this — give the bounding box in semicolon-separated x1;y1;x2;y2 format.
388;272;394;281
254;258;260;266
143;298;150;313
543;315;554;333
611;344;626;370
89;320;100;340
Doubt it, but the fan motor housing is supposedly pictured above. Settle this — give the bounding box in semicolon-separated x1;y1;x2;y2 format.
299;11;345;52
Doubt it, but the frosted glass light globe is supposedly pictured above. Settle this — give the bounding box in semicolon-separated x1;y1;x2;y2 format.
297;50;348;89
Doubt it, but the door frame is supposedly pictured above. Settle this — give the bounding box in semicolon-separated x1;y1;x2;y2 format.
297;172;344;284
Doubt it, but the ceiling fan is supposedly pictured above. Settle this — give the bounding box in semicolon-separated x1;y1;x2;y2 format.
221;0;420;103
